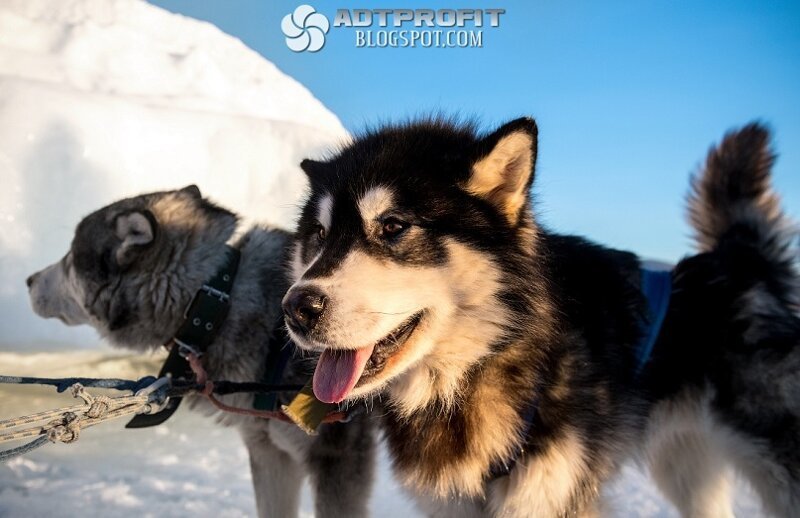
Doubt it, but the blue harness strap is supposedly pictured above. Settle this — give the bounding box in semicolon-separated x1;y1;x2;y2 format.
487;265;672;480
635;268;672;375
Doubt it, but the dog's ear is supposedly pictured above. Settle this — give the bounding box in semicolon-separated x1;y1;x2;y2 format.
300;159;329;184
464;117;538;225
114;210;157;267
179;184;202;199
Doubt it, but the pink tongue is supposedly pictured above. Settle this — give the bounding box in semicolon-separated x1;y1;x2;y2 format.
313;346;375;403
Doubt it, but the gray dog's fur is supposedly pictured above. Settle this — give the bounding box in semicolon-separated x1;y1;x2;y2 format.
27;185;375;517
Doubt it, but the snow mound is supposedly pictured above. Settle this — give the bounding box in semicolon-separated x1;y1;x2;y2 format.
0;0;347;348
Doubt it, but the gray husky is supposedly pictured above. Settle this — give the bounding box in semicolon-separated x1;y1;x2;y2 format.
27;185;375;518
284;118;799;517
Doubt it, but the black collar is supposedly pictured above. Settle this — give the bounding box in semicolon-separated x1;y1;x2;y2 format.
172;246;240;356
126;246;241;429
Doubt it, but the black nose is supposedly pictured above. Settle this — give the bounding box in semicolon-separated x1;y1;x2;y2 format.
283;287;327;335
26;273;37;289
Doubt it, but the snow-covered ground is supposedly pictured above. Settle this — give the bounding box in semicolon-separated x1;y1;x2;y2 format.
0;0;767;516
0;352;765;518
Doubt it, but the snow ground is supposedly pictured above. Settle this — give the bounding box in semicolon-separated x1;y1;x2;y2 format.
0;352;765;518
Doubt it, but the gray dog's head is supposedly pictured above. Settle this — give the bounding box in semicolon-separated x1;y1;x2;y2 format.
27;185;238;351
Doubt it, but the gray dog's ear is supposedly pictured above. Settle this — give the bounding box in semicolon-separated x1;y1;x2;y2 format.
464;117;538;226
115;210;157;267
179;184;202;199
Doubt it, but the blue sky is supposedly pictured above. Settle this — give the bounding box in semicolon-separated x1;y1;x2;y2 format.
152;0;799;261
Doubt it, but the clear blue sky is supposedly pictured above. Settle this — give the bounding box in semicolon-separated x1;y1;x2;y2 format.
151;0;799;261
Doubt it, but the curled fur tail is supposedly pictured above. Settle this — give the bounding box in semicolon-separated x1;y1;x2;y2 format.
688;123;792;254
687;122;797;307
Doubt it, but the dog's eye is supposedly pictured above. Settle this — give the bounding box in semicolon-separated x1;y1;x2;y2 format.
381;218;408;238
316;225;327;242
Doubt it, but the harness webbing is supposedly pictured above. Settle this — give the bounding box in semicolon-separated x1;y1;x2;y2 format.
253;317;294;412
635;268;672;374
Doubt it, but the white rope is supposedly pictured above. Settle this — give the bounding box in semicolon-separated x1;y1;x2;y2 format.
0;383;157;447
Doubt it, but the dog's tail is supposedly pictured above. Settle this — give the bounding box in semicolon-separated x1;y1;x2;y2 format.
688;123;793;258
687;122;798;306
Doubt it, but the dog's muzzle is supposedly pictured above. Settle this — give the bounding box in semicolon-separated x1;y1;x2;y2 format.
283;286;327;335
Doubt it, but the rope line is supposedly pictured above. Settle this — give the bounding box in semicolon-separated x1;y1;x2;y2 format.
0;373;308;463
0;382;162;456
0;436;49;463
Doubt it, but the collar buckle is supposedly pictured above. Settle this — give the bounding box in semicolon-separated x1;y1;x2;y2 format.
175;339;203;359
200;284;231;303
182;284;231;319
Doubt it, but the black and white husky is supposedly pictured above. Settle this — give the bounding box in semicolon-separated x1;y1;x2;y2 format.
26;186;375;518
284;118;799;516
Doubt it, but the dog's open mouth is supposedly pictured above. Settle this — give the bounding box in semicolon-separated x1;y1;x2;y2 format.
360;312;422;380
312;312;423;403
